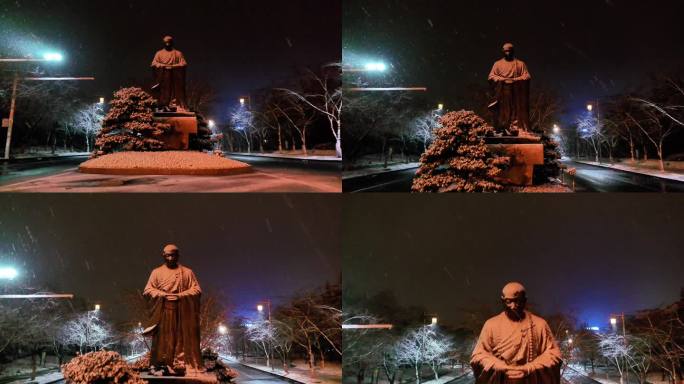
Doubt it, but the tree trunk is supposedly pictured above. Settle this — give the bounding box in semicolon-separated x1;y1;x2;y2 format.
277;125;283;152
31;353;37;380
415;362;420;384
302;129;308;156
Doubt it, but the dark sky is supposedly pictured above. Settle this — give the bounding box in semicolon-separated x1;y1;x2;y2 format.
343;195;684;329
343;0;684;124
0;194;340;322
0;0;341;120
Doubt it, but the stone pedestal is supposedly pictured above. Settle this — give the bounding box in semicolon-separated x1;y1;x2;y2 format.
140;372;218;384
154;112;198;150
486;136;543;186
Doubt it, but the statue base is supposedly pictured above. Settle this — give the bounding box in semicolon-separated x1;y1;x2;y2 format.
485;136;543;186
140;372;218;384
154;112;198;150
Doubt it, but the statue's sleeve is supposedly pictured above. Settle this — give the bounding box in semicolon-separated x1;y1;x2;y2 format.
179;269;201;297
143;270;166;298
151;52;163;68
177;51;187;67
524;321;562;372
471;320;508;373
488;63;501;81
517;62;531;81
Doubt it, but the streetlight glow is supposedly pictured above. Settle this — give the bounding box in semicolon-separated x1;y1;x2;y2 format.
208;119;216;128
437;103;444;111
553;124;560;134
610;317;617;326
218;324;228;335
364;62;387;72
0;267;18;280
98;97;105;104
257;304;264;312
586;104;593;112
431;317;438;325
94;304;101;311
239;98;245;106
43;52;63;62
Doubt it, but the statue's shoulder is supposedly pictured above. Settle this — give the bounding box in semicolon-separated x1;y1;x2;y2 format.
483;312;506;328
528;312;549;326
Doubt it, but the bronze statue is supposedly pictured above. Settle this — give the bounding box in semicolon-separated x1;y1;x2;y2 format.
471;282;562;384
151;36;188;111
143;244;202;376
488;43;532;136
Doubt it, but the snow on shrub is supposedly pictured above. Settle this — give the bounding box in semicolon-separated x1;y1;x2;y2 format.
412;110;509;193
61;351;146;384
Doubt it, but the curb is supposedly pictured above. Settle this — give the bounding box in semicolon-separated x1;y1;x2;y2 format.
225;152;342;163
342;164;420;180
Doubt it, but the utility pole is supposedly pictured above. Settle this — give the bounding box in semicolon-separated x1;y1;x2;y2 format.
4;73;19;160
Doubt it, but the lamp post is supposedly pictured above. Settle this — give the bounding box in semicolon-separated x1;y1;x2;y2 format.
256;300;271;322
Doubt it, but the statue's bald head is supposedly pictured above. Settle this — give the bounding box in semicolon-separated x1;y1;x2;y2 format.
501;282;526;299
162;244;180;268
163;244;179;254
163;36;174;49
501;282;527;320
502;43;515;60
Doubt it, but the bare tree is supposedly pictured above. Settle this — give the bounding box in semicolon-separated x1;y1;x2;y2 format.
395;325;453;383
246;319;276;368
230;107;255;153
577;110;604;162
276;65;342;158
71;103;104;153
59;310;113;354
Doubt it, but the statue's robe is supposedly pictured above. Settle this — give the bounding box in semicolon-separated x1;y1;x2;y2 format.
151;48;188;109
488;58;531;133
143;264;202;371
471;311;562;384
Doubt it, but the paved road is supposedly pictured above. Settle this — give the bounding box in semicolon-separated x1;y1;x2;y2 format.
224;361;291;384
0;155;340;192
343;167;418;192
565;160;684;192
342;161;684;192
0;156;89;186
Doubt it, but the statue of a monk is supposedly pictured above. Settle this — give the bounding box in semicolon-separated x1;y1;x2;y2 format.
143;244;202;376
471;282;562;384
151;36;188;111
488;43;532;136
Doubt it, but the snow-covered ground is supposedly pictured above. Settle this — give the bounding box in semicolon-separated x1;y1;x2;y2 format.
574;160;684;183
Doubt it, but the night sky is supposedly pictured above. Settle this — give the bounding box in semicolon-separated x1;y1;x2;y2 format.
343;195;684;329
0;195;341;322
343;0;684;123
0;0;341;120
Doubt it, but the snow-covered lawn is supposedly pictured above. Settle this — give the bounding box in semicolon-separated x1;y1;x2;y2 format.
233;358;341;384
79;151;252;175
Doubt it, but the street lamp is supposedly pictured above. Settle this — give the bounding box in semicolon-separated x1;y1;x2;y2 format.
437;103;444;111
586;104;593;112
431;317;438;326
94;304;101;311
218;324;228;335
257;304;263;312
42;52;64;62
610;317;617;326
98;97;105;104
364;62;387;72
553;124;560;134
0;267;18;280
208;119;216;129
